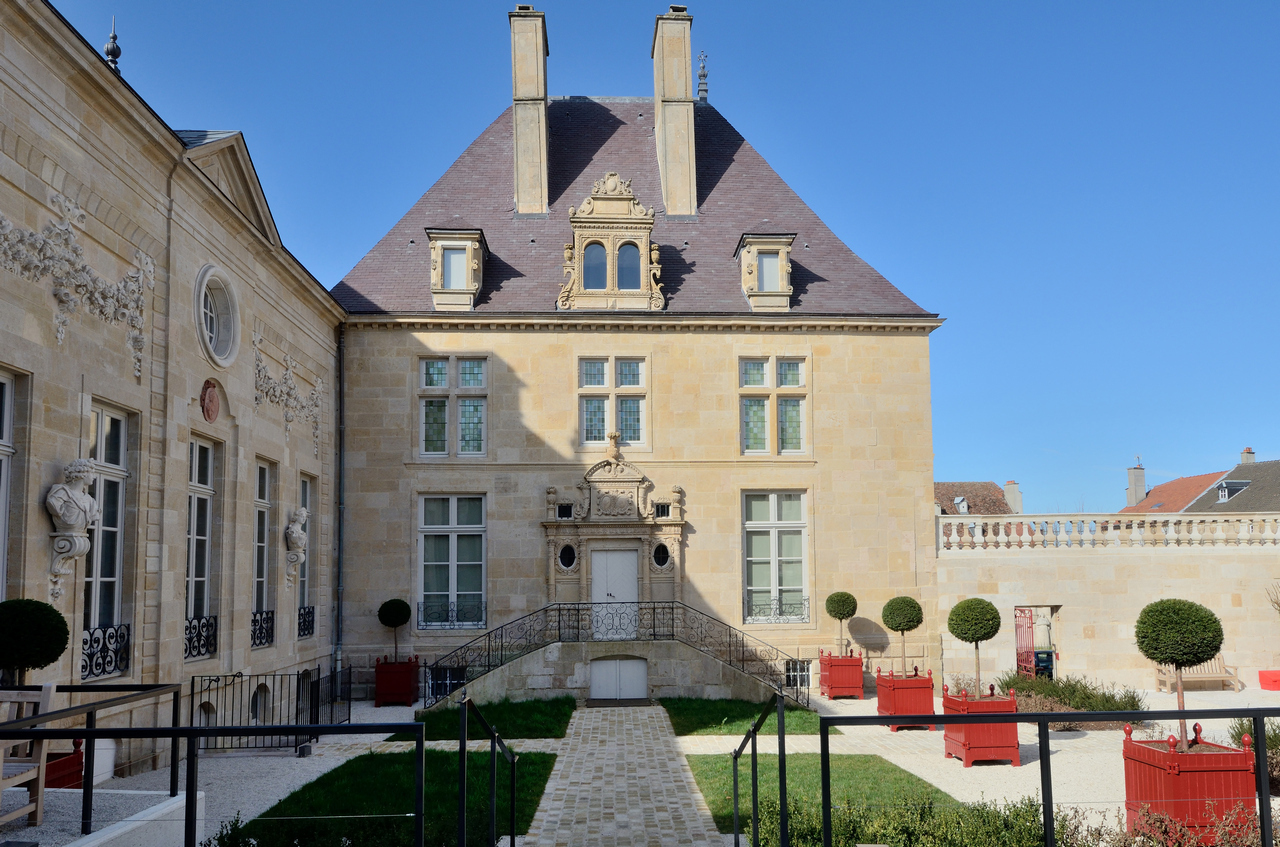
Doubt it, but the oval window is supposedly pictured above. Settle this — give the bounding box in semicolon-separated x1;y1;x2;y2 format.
617;243;641;290
194;265;240;368
558;545;577;570
583;243;607;290
653;543;670;568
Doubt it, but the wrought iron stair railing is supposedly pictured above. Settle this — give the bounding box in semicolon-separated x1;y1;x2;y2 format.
424;601;809;708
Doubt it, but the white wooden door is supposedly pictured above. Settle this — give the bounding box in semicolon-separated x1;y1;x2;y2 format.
590;550;639;640
589;657;648;700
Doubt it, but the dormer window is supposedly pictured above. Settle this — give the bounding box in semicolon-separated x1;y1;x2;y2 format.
735;232;796;312
1217;480;1250;503
558;173;665;310
426;227;488;311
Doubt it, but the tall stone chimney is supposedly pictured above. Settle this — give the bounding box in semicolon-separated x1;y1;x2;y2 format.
509;5;549;216
652;5;698;218
1126;463;1146;508
1242;447;1256;464
1004;480;1023;515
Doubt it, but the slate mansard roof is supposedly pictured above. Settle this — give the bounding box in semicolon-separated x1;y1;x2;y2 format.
334;98;933;318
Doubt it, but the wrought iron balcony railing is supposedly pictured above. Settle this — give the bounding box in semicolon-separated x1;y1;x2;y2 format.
184;615;217;660
251;610;275;648
744;595;810;625
298;605;315;638
425;601;808;708
82;623;130;680
417;599;486;630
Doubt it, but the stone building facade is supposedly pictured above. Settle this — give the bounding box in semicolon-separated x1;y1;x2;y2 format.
0;0;343;772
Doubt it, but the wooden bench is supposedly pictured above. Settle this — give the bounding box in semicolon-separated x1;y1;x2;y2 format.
1155;655;1244;693
1;684;54;827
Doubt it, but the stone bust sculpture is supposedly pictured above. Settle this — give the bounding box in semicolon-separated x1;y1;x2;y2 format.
284;507;309;553
46;458;100;534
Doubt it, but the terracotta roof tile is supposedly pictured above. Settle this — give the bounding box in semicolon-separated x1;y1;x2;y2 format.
934;482;1012;516
1120;471;1225;514
333;99;933;317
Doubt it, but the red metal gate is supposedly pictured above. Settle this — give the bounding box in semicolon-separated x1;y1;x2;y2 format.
1014;607;1034;678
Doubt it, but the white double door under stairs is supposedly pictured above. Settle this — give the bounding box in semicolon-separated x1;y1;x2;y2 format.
589;549;648;700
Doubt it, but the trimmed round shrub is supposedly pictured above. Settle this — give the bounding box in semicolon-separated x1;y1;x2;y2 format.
881;596;924;634
948;598;1001;645
377;599;412;629
1135;599;1223;669
825;592;858;622
0;599;70;678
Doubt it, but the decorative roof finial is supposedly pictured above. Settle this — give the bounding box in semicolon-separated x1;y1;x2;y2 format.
697;51;708;102
103;16;121;73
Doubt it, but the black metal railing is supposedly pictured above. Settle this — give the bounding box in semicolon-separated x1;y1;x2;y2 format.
456;690;519;847
0;717;427;847
744;596;810;625
81;623;130;680
418;599;487;630
298;605;315;638
424;602;808;708
250;610;275;647
732;691;790;847
0;682;182;837
189;666;351;749
815;706;1280;847
183;615;217;660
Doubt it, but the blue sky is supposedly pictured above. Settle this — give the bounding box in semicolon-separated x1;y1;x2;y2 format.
53;1;1280;514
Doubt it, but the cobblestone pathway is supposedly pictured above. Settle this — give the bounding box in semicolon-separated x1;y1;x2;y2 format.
528;705;720;847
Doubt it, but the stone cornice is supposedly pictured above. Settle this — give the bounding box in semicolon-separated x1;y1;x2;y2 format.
344;313;944;334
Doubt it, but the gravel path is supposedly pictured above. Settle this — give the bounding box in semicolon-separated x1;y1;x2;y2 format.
0;787;172;847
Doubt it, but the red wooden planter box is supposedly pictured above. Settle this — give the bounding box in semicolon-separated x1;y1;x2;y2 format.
1123;723;1256;842
375;655;420;707
818;650;865;699
1259;670;1280;691
875;667;936;731
942;687;1020;767
44;740;84;788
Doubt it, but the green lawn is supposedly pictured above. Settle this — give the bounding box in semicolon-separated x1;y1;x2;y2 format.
388;695;576;741
687;753;955;834
239;750;556;847
659;697;836;736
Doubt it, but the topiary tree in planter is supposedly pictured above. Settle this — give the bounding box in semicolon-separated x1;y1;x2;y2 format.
378;599;412;663
1136;598;1223;751
825;592;858;654
882;596;924;676
0;598;70;684
948;598;1001;696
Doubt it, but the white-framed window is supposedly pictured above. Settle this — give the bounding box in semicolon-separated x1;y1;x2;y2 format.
576;356;649;447
738;356;808;455
298;475;315;608
0;372;13;599
419;495;486;629
418;357;488;457
186;438;216;622
442;248;468;290
743;491;808;623
85;407;128;632
253;461;275;615
757;251;781;292
193;265;240;368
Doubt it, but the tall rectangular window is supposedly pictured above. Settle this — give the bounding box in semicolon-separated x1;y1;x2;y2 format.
778;398;803;452
743;491;808;623
577;355;650;447
741;398;767;452
85;407;128;631
419;495;486;629
0;373;14;600
418;357;488;458
442;248;467;289
757;252;780;292
186;439;216;622
253;462;274;614
298;475;314;609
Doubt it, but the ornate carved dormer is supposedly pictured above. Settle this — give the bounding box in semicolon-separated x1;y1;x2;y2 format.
558;173;663;311
734;232;795;312
543;436;685;602
425;226;488;311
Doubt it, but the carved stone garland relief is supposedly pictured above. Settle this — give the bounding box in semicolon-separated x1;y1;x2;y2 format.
0;195;155;377
253;337;324;457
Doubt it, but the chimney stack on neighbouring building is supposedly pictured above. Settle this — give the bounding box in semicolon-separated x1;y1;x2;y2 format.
1126;462;1146;508
652;5;698;218
1004;480;1023;514
1242;447;1256;464
509;5;549;216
